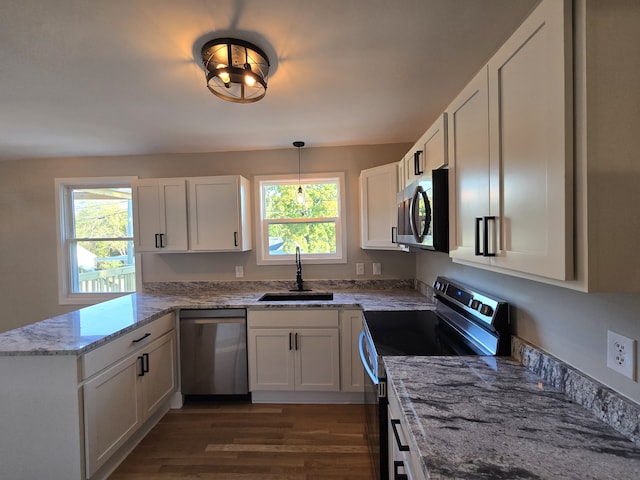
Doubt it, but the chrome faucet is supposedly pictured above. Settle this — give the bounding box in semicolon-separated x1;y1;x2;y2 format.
295;246;304;291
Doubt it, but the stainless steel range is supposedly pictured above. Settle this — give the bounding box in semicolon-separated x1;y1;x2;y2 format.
358;276;510;480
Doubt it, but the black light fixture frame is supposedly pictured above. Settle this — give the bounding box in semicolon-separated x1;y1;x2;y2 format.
201;37;270;104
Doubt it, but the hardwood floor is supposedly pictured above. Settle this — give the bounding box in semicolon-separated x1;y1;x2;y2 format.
109;402;374;479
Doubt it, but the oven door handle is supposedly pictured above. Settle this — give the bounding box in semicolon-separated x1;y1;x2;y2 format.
358;331;379;385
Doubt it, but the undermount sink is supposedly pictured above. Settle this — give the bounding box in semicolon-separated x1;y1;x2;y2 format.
258;292;334;302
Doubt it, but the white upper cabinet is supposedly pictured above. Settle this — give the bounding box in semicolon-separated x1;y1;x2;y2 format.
187;175;252;252
133;175;252;253
487;0;573;280
448;0;573;281
360;163;403;250
132;178;188;252
421;113;448;173
447;68;492;267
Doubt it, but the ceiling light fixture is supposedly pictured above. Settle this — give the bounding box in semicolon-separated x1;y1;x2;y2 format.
294;141;305;205
201;38;270;103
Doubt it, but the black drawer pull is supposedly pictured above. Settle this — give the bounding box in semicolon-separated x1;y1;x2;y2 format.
132;332;151;343
390;419;410;451
394;461;409;480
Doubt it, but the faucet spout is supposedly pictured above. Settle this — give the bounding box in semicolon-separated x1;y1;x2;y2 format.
295;246;304;291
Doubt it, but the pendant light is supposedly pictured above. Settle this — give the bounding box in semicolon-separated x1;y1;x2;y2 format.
294;141;305;205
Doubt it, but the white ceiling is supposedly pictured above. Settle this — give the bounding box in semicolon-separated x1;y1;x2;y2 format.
0;0;538;161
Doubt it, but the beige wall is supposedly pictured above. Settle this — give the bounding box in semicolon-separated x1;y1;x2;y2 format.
0;143;415;332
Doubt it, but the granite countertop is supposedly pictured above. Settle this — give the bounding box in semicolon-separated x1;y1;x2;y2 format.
0;283;433;356
384;355;640;480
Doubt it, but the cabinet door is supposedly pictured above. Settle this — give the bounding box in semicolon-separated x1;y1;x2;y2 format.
397;159;405;192
294;328;340;391
140;331;177;419
340;310;365;392
360;163;402;250
188;176;241;251
446;68;492;265
158;179;189;251
84;354;142;477
132;179;161;252
422;113;448;172
132;179;187;252
488;0;572;280
248;328;295;391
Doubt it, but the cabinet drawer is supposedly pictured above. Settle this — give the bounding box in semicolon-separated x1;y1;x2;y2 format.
82;312;175;380
248;309;339;328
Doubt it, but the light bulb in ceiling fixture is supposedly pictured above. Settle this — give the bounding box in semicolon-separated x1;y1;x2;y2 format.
216;65;230;84
244;64;256;86
296;186;305;205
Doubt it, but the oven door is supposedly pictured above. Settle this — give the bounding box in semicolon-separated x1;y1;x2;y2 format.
359;329;388;480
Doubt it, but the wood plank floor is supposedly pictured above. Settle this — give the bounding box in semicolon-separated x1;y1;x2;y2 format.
109;402;374;480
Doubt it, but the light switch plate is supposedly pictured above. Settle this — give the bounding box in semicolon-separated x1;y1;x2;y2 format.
373;263;381;275
235;265;244;278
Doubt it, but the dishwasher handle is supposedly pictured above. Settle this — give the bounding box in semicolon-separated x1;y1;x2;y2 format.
180;318;245;325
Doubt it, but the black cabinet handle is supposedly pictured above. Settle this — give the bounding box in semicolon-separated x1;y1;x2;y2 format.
159;233;165;248
289;332;293;351
390;419;410;451
394;461;409;480
483;216;496;257
475;217;482;255
391;226;397;244
414;150;424;176
233;232;238;247
137;356;145;377
155;233;160;249
132;332;151;343
142;353;150;374
295;332;299;351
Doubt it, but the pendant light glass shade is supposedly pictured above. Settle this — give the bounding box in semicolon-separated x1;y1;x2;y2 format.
201;38;270;103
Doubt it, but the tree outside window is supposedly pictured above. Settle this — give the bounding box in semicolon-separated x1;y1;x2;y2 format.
257;174;346;264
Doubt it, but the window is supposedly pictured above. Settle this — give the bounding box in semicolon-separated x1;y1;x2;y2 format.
55;177;137;305
256;173;347;264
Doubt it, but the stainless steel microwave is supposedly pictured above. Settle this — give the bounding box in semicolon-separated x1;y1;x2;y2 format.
395;168;449;252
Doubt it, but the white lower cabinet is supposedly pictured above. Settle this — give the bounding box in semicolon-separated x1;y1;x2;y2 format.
83;313;177;478
247;309;340;392
388;383;426;480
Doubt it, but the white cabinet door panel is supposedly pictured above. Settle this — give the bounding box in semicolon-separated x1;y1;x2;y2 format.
295;328;340;391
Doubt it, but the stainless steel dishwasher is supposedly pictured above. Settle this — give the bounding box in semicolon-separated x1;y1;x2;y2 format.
179;309;249;397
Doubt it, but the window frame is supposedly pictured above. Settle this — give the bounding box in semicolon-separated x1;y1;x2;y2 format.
255;172;347;265
54;176;138;305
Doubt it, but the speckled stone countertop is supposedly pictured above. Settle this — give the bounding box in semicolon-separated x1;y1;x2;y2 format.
0;280;433;356
384;355;640;480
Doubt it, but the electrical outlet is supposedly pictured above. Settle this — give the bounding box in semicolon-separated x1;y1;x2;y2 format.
235;265;244;278
356;263;365;275
372;263;381;275
607;331;636;380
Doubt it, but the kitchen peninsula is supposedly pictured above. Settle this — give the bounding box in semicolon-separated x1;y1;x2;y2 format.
0;281;430;480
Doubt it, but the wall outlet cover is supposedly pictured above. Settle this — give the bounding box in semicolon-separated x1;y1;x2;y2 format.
373;263;381;275
607;330;636;380
235;265;244;278
356;263;365;275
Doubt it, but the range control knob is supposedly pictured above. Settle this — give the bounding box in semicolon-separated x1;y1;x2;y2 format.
470;299;481;310
479;304;494;316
